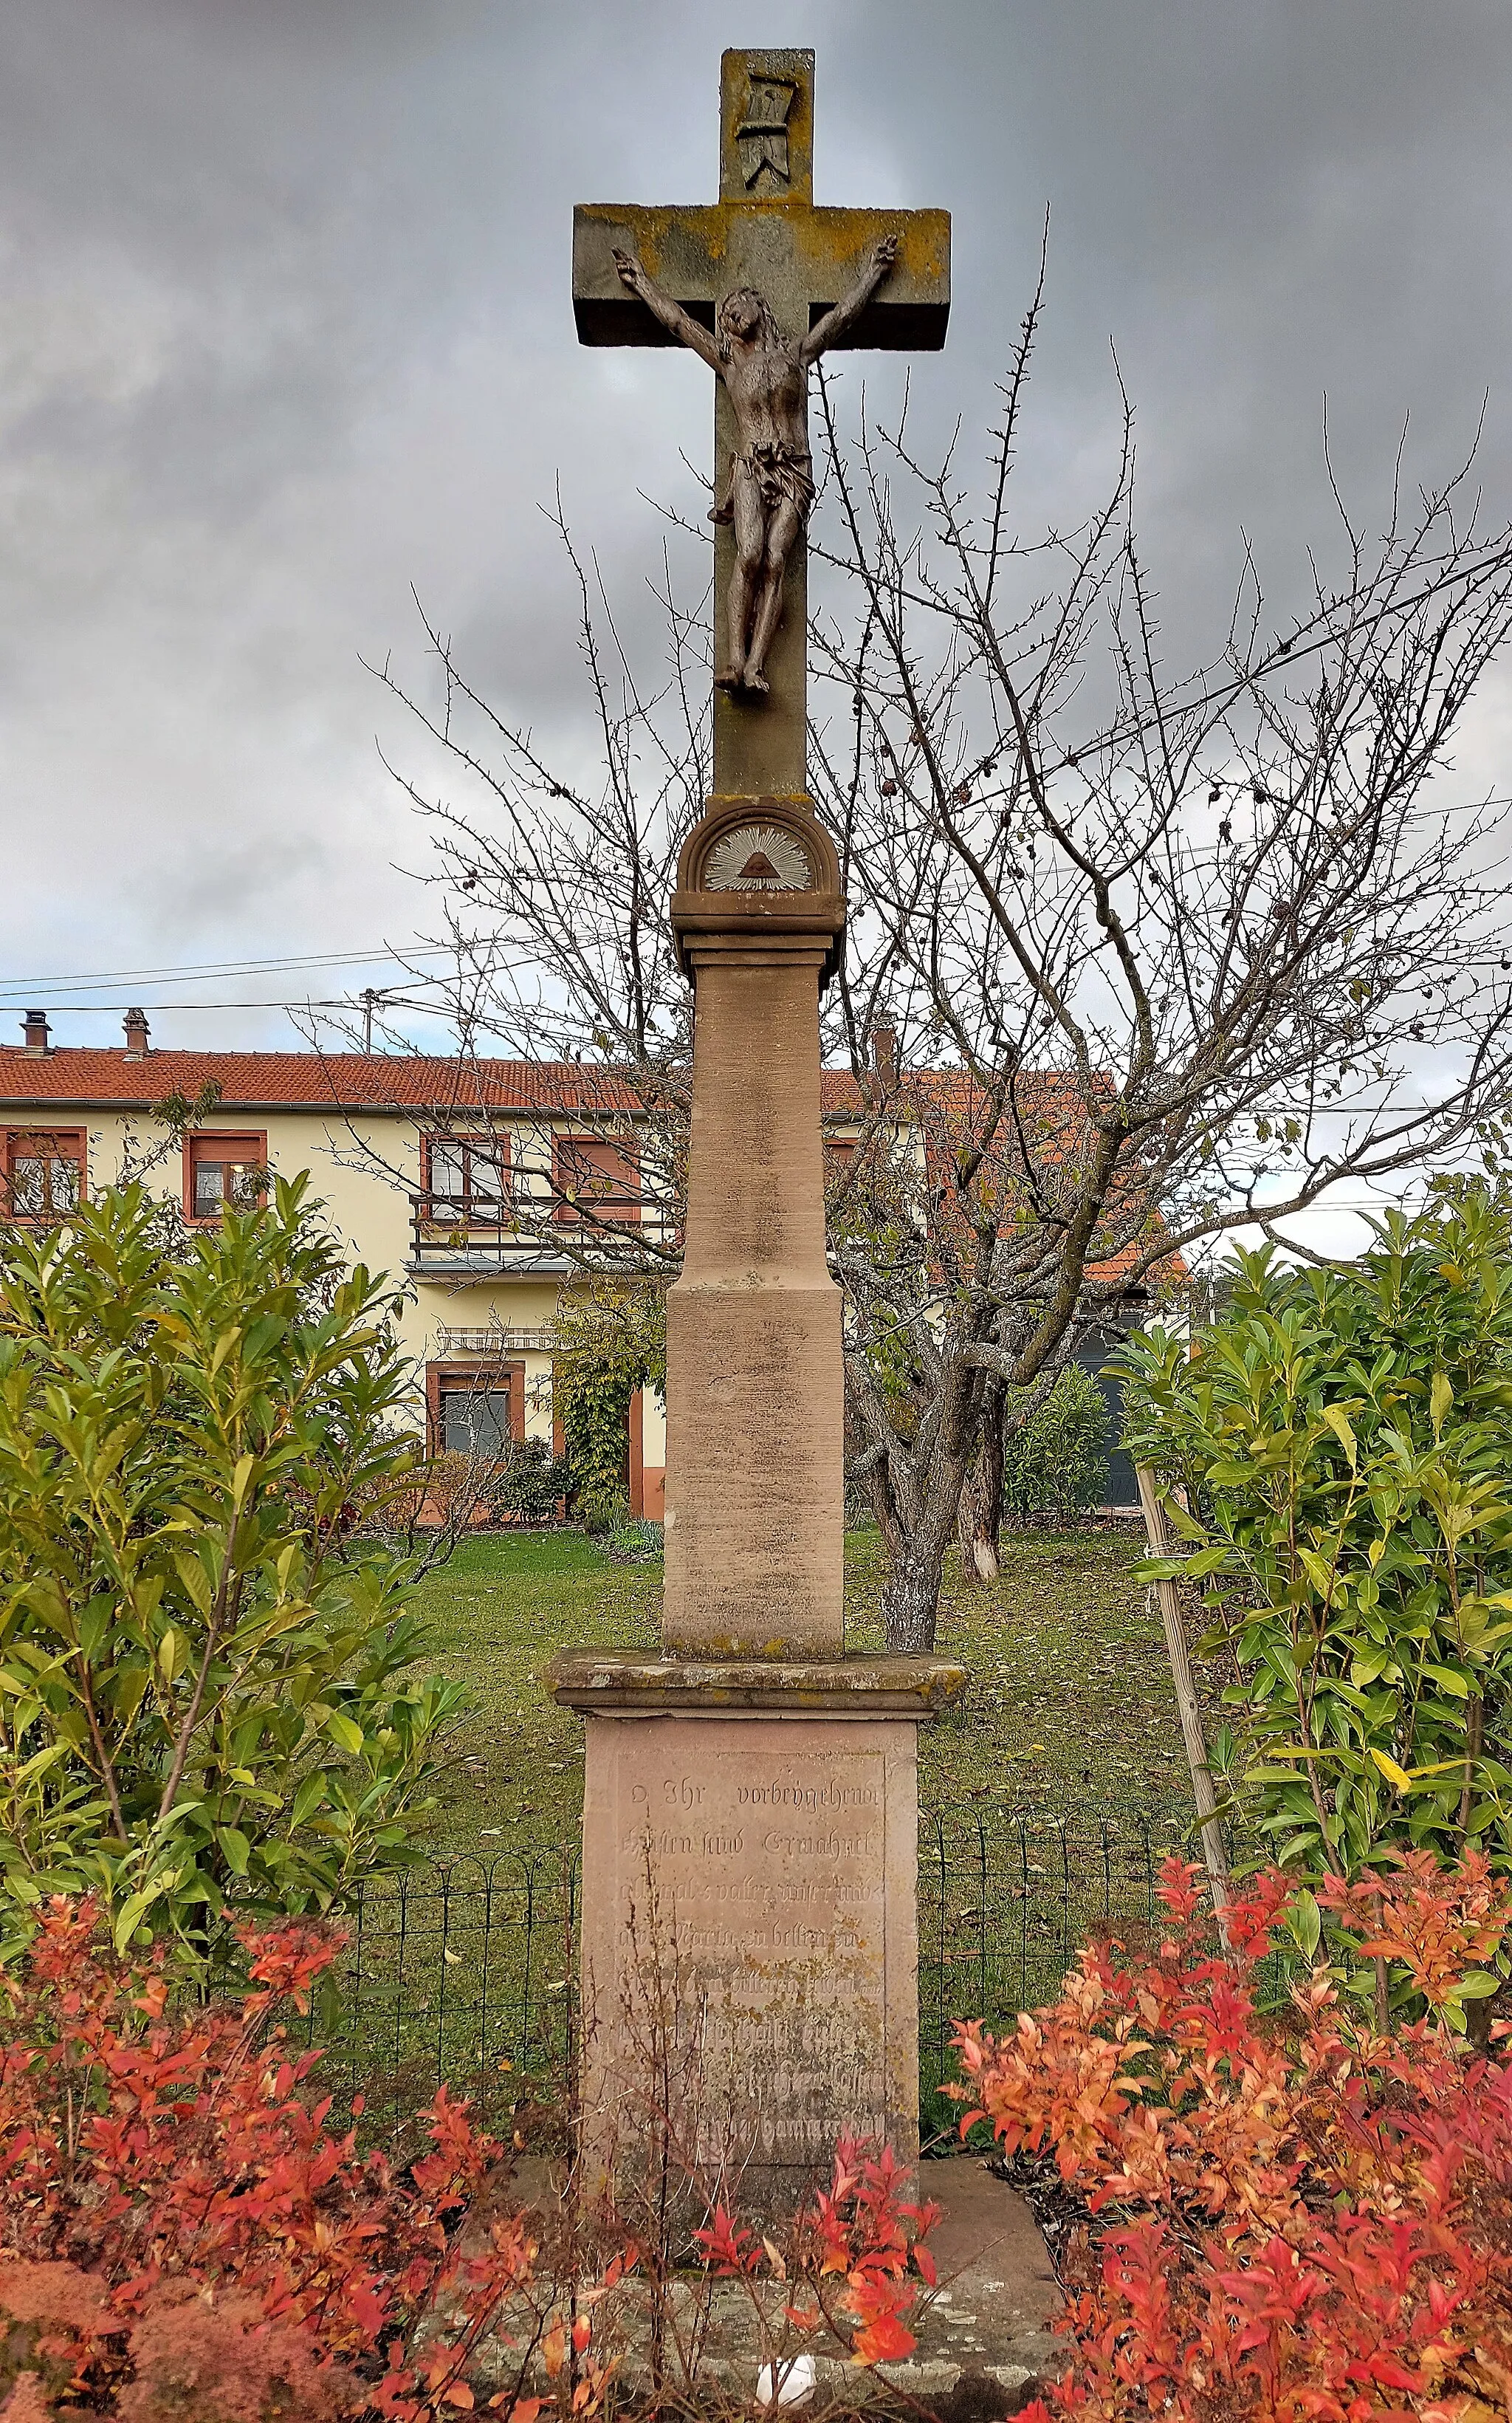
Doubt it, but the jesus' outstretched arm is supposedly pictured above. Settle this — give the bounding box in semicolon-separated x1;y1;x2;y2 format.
801;234;900;366
613;249;724;374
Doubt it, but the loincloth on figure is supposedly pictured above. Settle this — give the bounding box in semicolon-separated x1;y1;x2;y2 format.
708;442;817;527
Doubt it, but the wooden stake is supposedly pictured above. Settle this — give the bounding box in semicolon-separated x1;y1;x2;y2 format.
1135;1464;1232;1944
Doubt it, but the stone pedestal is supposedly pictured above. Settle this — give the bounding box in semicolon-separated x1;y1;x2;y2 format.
551;1655;963;2200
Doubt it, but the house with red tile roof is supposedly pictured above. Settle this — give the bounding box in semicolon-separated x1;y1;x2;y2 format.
0;1011;1158;1514
0;1010;677;1510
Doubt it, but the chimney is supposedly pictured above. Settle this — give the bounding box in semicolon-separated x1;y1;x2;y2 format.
22;1010;49;1058
123;1007;150;1058
871;1024;898;1085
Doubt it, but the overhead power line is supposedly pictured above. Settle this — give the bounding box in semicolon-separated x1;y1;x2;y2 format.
0;944;461;999
0;998;457;1015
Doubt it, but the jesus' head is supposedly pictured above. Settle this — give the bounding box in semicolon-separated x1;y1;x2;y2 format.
718;285;783;355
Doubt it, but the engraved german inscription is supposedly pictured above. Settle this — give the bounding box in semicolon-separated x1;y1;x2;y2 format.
581;1713;920;2180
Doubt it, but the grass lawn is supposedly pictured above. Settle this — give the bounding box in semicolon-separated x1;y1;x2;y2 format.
412;1524;1219;1861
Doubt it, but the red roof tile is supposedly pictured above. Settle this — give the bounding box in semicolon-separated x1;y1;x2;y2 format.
0;1048;643;1114
0;1048;1088;1122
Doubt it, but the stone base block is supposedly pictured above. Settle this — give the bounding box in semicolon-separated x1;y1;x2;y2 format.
468;2155;1062;2417
573;1698;929;2203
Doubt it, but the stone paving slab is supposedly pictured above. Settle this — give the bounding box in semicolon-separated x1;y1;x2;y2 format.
470;2153;1061;2416
886;2156;1062;2417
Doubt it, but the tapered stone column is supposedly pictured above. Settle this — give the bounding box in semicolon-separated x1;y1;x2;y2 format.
662;801;845;1656
552;796;963;2202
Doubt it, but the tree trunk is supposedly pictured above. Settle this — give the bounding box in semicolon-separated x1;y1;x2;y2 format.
957;1378;1006;1583
878;1449;972;1651
849;1353;980;1653
879;1527;956;1651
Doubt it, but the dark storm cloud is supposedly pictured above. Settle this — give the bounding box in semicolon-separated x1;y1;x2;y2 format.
3;0;1511;1049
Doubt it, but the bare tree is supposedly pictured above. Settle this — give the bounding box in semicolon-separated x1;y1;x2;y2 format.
344;514;696;1281
363;278;1512;1651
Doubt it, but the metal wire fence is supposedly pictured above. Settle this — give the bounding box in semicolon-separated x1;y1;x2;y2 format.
282;1805;1166;2148
285;1850;580;2149
916;1806;1166;2142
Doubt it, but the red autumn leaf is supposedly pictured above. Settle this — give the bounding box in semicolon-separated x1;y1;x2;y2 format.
850;2307;917;2365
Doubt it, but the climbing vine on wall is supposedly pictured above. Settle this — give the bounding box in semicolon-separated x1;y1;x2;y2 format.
549;1281;667;1529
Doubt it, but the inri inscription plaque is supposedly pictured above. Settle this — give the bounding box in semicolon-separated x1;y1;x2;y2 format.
580;1716;919;2177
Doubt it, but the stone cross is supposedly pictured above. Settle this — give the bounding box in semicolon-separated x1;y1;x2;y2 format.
572;47;949;801
555;52;961;2209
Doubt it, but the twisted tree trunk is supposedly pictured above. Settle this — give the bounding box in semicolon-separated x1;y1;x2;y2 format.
855;1354;980;1653
957;1377;1006;1584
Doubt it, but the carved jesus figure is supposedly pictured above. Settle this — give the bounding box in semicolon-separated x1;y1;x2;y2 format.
614;234;899;696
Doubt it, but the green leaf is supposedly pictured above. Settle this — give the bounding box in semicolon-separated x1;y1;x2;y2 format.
323;1710;365;1757
1184;1544;1232;1577
1350;1648;1393;1687
1420;1663;1471;1698
1321;1404;1357;1466
78;1597;114;1663
1285;1889;1322;1958
112;1871;176;1953
13;1741;71;1788
1430;1369;1453;1434
216;1825;251;1877
1298;1546;1339;1597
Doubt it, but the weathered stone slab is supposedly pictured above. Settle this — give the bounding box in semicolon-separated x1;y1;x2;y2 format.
549;1648;965;1716
579;1712;922;2192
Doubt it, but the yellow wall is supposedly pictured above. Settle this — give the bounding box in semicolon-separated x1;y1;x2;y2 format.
69;1106;566;1441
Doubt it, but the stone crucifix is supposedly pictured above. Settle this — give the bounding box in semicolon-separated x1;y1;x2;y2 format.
557;54;960;2206
572;47;950;799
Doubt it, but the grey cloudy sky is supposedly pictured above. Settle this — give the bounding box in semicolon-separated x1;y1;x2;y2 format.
4;0;1512;1058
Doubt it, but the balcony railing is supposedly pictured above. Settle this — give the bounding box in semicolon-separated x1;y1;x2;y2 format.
408;1191;678;1275
434;1326;557;1355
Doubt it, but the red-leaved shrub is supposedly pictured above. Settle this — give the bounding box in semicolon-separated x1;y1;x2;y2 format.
955;1850;1512;2421
0;1899;938;2421
0;1896;539;2419
692;2140;939;2368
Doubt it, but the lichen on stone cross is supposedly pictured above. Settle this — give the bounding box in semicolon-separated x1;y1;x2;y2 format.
572;47;950;800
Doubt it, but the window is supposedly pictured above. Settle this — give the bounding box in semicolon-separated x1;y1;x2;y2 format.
441;1385;514;1456
4;1128;84;1219
421;1134;510;1216
552;1133;639;1223
186;1133;267;1221
425;1361;523;1458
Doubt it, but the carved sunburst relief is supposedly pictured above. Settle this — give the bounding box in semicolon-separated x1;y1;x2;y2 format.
702;823;813;891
